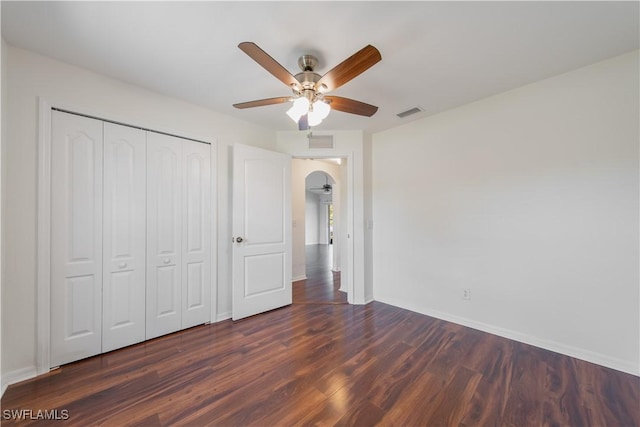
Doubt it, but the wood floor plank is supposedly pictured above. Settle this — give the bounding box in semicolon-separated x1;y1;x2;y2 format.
377;368;447;426
425;366;483;426
366;343;429;411
502;342;546;426
2;244;638;426
575;361;640;427
460;334;516;426
333;399;386;427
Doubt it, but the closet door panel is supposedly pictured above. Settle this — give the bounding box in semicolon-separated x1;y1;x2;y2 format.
102;123;146;352
50;111;103;367
182;142;211;328
146;132;183;339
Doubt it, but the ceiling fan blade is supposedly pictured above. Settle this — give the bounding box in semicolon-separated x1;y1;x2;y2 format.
325;96;378;117
316;45;381;92
298;114;309;131
233;97;292;109
238;42;301;90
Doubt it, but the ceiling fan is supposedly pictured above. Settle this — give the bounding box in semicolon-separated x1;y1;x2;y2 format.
233;42;381;130
309;176;332;194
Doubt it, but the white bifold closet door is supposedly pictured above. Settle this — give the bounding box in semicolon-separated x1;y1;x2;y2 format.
146;132;211;339
102;123;147;352
51;111;104;367
51;111;212;367
181;140;212;329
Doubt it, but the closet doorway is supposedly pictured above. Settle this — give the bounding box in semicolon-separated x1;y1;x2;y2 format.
37;104;216;372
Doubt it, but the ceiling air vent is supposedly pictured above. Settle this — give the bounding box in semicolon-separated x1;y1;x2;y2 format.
308;135;334;150
396;106;423;118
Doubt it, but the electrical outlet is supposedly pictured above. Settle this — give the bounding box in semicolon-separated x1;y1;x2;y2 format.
462;289;471;300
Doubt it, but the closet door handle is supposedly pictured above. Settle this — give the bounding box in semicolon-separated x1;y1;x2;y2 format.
118;262;127;269
163;258;171;264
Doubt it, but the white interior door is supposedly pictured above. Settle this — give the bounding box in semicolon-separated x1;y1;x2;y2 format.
102;123;146;352
146;132;183;339
181;141;211;328
232;144;292;320
50;111;103;367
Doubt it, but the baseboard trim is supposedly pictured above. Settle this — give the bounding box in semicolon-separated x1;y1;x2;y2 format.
1;366;38;397
375;296;639;377
292;275;307;282
216;311;231;322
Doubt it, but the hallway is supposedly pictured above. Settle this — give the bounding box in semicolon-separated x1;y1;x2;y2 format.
293;244;347;305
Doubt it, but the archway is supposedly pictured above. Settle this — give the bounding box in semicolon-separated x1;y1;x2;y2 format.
291;159;347;304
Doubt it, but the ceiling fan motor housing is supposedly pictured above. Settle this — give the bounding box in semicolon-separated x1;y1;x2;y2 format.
298;54;318;71
293;72;324;103
291;54;329;102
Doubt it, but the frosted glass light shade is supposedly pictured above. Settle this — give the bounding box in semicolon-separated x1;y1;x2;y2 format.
308;100;331;126
286;97;310;122
313;100;331;120
286;108;300;123
308;111;322;126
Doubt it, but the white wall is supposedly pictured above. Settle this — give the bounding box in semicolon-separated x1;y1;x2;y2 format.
372;51;639;375
305;191;320;245
1;45;276;381
317;195;331;245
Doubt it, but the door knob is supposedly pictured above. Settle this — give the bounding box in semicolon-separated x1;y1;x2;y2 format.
118;262;127;269
236;237;243;243
163;258;171;264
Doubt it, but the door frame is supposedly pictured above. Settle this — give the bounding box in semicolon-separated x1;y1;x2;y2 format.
294;154;355;304
36;98;218;374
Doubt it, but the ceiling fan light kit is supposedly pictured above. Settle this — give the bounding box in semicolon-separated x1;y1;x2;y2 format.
286;97;310;122
233;42;381;131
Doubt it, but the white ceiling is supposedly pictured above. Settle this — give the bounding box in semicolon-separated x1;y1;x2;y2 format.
2;1;638;133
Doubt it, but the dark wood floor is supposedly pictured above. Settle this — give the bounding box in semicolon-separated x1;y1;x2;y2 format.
2;245;638;426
